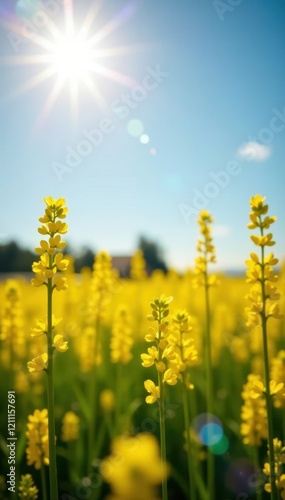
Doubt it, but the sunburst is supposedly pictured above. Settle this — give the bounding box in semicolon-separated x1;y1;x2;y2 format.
0;0;142;123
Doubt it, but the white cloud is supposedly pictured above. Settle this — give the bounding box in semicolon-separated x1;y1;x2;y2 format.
237;141;271;162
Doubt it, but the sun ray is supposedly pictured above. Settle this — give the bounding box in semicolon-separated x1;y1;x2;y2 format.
86;1;138;48
0;0;142;123
90;64;137;88
0;54;54;66
69;79;79;121
34;75;66;130
81;73;106;109
77;0;103;42
2;66;57;104
64;0;75;37
91;43;146;59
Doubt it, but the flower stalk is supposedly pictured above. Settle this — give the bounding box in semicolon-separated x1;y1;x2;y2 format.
194;210;218;500
245;194;283;500
29;197;69;500
141;294;177;500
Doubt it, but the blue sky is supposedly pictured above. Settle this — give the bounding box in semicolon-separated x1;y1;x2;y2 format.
0;0;285;271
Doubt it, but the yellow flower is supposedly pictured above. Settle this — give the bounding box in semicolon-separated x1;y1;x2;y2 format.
130;249;147;280
54;253;69;271
193;210;218;288
100;389;115;413
25;409;49;469
31;315;61;337
163;368;177;386
271;351;285;408
53;275;68;291
245;195;283;329
31;197;69;291
141;346;158;367
110;305;133;364
61;411;79;442
53;334;68;352
144;379;160;404
27;353;48;373
240;374;267;446
18;474;39;500
263;438;285;497
100;433;169;499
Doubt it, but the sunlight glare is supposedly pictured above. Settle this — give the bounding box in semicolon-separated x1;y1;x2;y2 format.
50;35;93;81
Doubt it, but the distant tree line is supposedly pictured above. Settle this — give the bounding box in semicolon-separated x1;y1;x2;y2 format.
0;237;167;275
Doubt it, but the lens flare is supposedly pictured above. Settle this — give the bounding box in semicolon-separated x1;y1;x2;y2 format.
127;119;144;137
209;435;229;455
140;134;150;144
199;422;223;446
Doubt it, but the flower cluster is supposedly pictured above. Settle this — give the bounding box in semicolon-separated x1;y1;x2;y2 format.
61;411;80;442
110;305;133;364
245;195;283;328
89;251;117;323
100;433;169;500
141;295;178;404
193;210;219;288
31;197;69;290
263;438;285;498
130;249;147;280
25;409;49;470
100;389;115;413
271;351;285;408
167;310;198;387
0;280;25;368
18;474;39;500
240;374;268;446
27;315;68;373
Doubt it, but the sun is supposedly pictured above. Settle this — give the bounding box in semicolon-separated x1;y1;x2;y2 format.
0;1;140;123
49;35;93;80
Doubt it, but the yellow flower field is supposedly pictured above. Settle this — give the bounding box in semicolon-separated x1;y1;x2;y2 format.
0;196;285;500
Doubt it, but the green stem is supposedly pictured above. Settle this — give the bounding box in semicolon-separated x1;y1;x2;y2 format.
157;311;168;500
41;465;48;500
204;276;215;500
259;232;278;500
158;371;168;500
88;319;100;475
47;277;58;500
115;362;123;434
182;382;197;500
252;446;262;500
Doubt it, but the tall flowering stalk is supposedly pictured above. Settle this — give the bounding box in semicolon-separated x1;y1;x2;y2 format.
245;194;283;500
110;305;134;431
193;210;218;500
87;251;115;474
29;197;69;500
141;294;177;500
168;311;198;500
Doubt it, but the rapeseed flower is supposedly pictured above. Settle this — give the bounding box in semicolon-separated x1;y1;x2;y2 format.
130;249;147;280
271;351;285;408
141;294;178;404
110;305;133;364
263;438;285;498
240;374;268;446
61;411;80;442
18;474;39;500
31;197;69;290
25;409;49;470
193;210;219;289
100;433;169;500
